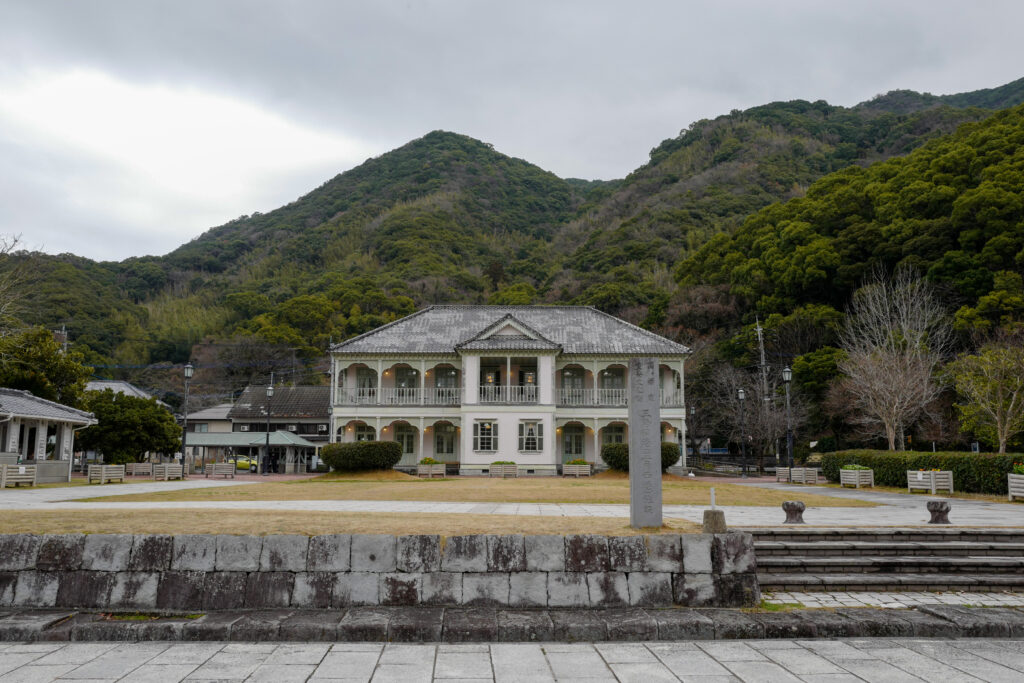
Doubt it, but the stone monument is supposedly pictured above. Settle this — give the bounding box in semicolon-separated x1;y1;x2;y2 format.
628;357;663;528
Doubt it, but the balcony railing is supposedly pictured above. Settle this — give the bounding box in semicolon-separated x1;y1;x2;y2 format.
335;387;461;406
479;385;538;404
558;388;684;407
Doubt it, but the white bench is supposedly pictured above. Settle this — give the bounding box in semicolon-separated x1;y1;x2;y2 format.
125;462;153;476
153;464;184;481
777;467;820;484
907;470;953;494
208;462;235;479
0;464;36;488
88;464;125;484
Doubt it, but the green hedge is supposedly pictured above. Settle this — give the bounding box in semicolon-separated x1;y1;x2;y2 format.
821;450;1020;494
600;442;680;472
321;441;403;472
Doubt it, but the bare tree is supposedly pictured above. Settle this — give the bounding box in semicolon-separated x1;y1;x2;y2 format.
709;364;806;472
837;270;953;450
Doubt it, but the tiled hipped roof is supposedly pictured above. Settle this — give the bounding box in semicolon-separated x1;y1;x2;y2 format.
228;386;330;420
0;388;96;424
332;305;690;355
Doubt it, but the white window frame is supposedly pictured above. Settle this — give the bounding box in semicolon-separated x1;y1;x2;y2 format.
473;421;498;452
518;420;543;452
603;424;625;445
354;424;376;442
563;425;584;457
434;423;456;456
395;424;416;455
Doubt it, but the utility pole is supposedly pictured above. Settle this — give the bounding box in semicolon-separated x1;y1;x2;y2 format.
754;318;770;400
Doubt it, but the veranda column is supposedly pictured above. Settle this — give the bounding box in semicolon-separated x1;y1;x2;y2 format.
418;417;425;460
593;418;600;464
35;421;48;460
419;360;427;405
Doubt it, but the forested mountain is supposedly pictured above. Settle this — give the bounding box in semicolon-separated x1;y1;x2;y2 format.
8;77;1024;406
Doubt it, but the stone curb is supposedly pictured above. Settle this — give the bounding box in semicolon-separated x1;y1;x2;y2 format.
2;606;1023;642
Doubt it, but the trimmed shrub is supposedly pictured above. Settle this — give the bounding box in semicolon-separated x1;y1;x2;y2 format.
661;442;681;471
601;443;629;471
321;441;402;472
600;442;680;472
821;449;1019;494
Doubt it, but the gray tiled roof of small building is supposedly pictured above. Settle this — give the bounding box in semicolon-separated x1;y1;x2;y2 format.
331;305;690;355
85;380;153;400
228;386;330;420
0;388;96;424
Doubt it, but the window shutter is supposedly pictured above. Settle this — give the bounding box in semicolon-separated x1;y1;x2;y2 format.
538;423;544;450
473;422;479;451
518;422;524;450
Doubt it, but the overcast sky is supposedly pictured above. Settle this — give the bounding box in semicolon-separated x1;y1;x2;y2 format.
2;1;1023;262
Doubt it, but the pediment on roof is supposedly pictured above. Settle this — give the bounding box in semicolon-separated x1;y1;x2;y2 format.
455;314;561;351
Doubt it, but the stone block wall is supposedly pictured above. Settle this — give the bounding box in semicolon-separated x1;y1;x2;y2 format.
0;532;759;610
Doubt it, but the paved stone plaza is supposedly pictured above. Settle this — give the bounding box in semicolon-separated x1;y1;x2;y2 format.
4;638;1024;682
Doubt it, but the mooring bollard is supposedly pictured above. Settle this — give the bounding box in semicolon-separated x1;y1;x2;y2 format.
927;500;951;524
782;500;805;524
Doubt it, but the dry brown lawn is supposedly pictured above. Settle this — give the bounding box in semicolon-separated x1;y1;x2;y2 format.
81;471;875;507
0;509;699;536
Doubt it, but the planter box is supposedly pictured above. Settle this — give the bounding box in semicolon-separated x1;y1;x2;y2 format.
417;463;446;478
1009;473;1024;502
563;463;592;478
840;469;874;488
489;464;518;478
907;470;953;494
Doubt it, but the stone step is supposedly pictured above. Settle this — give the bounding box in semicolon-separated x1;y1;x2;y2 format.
748;528;1024;544
758;555;1024;574
758;572;1024;592
754;541;1024;557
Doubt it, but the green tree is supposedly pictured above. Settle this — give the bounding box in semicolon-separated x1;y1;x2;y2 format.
0;327;90;407
949;345;1024;453
77;390;182;464
488;282;537;305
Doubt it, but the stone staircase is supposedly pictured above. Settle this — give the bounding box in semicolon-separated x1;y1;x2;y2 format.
752;528;1024;592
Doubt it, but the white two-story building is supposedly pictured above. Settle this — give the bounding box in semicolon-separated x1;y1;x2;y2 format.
329;305;689;472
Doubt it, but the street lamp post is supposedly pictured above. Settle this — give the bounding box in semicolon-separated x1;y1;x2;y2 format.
688;405;697;468
263;373;274;476
782;366;794;483
738;387;747;478
182;363;194;475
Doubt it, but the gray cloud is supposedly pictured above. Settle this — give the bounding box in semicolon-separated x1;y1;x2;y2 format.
1;0;1022;260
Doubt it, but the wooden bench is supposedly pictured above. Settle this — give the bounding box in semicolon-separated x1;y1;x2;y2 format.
908;470;953;495
777;467;820;484
208;462;235;479
125;462;153;476
0;464;36;488
153;464;184;481
88;464;126;484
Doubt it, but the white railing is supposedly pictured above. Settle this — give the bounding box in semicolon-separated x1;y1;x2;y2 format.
661;389;684;407
558;388;682;407
336;388;378;405
479;385;538;403
424;387;461;405
336;387;461;406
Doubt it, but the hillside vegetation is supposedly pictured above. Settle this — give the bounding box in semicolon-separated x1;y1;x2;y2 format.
8;77;1024;407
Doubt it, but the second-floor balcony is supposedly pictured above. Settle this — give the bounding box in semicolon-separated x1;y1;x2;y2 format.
558;388;684;408
336;387;461;406
479;385;538;404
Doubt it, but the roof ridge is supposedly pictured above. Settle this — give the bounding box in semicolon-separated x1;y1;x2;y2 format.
585;306;691;353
